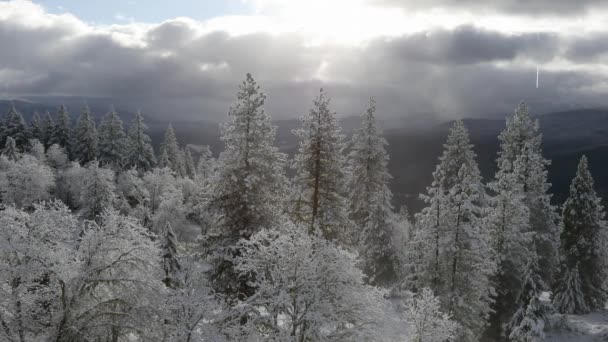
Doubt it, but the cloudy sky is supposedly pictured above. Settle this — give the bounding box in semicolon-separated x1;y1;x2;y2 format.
2;0;608;122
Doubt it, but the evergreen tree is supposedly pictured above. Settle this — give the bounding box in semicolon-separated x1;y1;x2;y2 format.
3;103;30;150
508;257;550;342
80;161;116;222
291;88;350;242
553;156;608;313
73;104;98;164
29;112;44;143
183;147;195;179
2;136;19;161
42;111;54;148
484;157;534;340
161;222;181;289
208;73;288;306
159;124;184;176
98;108;127;170
50;104;73;153
126;111;156;172
409;121;494;342
347;98;399;285
497;102;559;284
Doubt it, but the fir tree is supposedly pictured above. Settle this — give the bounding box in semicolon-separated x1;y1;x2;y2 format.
508;257;550;342
50;104;73;153
183;147;195;179
484;157;534;340
161;222;181;289
208;73;288;306
29;112;44;143
73;104;98;164
409;121;494;342
42;111;54;148
291;88;350;242
126;111;156;172
2;136;19;161
553;156;608;313
98;107;127;170
80;161;117;222
347;98;399;285
159;124;184;176
496;102;559;284
3;103;30;150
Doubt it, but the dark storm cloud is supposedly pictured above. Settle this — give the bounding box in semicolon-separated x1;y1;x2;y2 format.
371;0;607;16
1;2;607;124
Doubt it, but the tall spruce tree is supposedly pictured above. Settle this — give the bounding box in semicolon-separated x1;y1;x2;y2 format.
484;157;534;340
42;111;54;148
553;156;608;313
496;102;559;284
183;147;195;179
159;124;184;177
29;112;44;143
208;73;288;305
2;136;19;161
50;104;73;153
161;221;181;289
98;108;127;170
291;88;350;242
126;111;156;172
3;103;30;150
347;98;399;286
409;121;494;342
73;104;98;164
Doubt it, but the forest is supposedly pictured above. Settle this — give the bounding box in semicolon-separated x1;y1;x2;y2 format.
0;73;606;341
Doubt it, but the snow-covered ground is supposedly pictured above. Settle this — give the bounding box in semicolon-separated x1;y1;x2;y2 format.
546;310;608;341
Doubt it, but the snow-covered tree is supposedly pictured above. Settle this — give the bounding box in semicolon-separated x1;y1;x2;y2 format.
208;73;288;305
126;110;156;172
2;136;19;161
46;143;69;170
231;223;385;341
98;108;127;170
50;104;73;153
402;288;459;342
160;124;185;176
73;103;98;164
2;103;29;150
0;153;55;207
553;155;608;313
291;88;349;242
28;139;46;162
42;111;54;148
496;102;559;284
485;157;534;340
508;257;550;342
347;98;399;285
161;222;181;289
80;161;116;221
183;146;196;179
408;121;494;342
29;111;44;143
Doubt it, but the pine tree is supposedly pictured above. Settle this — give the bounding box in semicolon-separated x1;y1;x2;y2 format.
208;73;288;305
80;161;117;222
347;98;399;286
50;104;73;153
29;112;44;143
42;111;54;148
553;156;608;313
3;103;30;150
409;121;494;342
161;222;181;289
497;102;559;284
484;157;534;340
2;136;19;161
291;88;350;242
183;147;195;179
73;104;98;164
508;257;550;342
125;111;156;172
159;124;185;176
98;108;127;170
